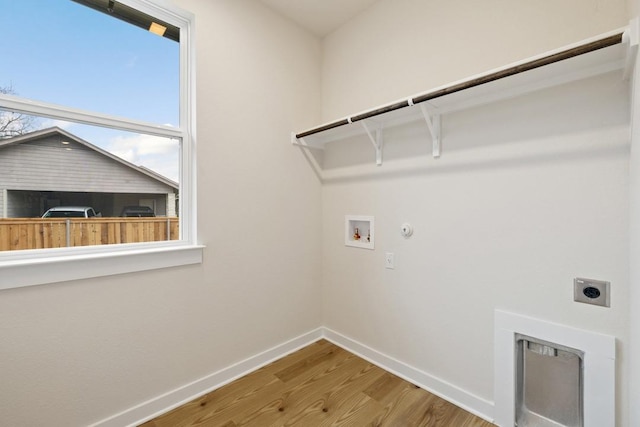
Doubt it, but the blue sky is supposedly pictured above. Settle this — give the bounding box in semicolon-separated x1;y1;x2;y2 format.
0;0;180;181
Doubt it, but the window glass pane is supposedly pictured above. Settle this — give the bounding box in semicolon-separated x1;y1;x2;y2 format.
0;113;180;251
0;0;179;126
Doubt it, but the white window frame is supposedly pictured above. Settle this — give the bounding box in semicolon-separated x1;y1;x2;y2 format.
0;0;202;290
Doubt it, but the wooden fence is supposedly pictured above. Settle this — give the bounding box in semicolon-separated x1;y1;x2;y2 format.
0;217;179;251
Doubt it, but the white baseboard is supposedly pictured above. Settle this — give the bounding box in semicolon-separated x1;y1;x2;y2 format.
89;328;324;427
90;326;494;426
322;327;495;423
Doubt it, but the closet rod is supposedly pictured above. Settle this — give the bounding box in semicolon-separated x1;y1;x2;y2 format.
412;33;623;104
350;100;410;122
295;32;624;140
296;118;350;138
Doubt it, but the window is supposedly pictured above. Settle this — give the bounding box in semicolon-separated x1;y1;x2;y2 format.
0;0;200;289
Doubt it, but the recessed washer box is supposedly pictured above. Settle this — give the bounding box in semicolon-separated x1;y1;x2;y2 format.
574;278;610;307
345;215;374;250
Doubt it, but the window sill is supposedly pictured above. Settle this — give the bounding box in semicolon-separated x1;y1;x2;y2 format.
0;243;204;291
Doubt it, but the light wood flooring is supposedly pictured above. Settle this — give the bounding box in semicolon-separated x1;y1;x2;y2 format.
141;340;495;427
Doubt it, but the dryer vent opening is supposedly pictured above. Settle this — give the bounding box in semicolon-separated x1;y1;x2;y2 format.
516;334;584;427
494;310;615;427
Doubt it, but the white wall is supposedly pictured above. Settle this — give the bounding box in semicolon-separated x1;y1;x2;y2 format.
629;65;639;427
632;0;640;20
0;1;323;426
321;0;631;424
629;4;640;427
322;0;628;121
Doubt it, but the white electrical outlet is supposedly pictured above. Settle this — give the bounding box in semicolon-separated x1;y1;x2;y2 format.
385;252;395;269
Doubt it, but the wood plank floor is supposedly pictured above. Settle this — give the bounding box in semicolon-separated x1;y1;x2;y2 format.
141;340;495;427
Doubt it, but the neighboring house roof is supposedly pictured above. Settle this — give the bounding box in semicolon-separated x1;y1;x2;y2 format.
0;127;178;190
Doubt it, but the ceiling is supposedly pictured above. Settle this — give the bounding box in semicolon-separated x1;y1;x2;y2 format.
258;0;379;37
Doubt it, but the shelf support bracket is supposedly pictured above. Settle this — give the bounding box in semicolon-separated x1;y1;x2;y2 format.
419;104;441;158
624;17;639;81
361;121;383;166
